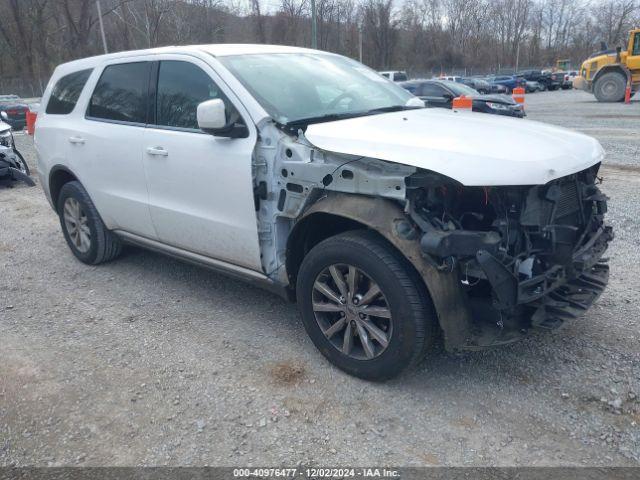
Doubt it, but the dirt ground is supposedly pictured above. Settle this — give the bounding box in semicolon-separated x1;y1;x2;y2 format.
1;89;639;467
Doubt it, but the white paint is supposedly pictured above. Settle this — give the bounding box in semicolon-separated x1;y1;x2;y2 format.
197;98;228;130
305;107;604;186
36;44;606;281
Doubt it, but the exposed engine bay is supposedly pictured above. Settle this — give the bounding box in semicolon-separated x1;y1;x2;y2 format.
408;163;612;347
252;122;613;351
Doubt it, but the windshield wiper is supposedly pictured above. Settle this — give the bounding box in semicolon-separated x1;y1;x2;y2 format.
364;105;415;114
285;105;413;129
285;112;363;128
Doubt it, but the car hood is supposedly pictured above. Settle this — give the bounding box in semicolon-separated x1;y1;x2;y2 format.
304;108;604;186
472;94;517;104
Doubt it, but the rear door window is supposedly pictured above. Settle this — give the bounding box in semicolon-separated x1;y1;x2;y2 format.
420;83;446;97
46;69;93;115
402;84;418;94
87;62;150;124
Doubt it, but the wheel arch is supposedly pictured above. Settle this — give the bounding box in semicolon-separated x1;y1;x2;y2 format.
49;165;79;213
286;192;474;350
593;64;629;83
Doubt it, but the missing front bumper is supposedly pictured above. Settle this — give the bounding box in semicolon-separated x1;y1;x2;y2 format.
475;224;613;310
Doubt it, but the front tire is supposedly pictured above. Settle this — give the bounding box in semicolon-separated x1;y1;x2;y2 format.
594;72;626;102
296;231;437;380
57;181;122;265
13;150;29;175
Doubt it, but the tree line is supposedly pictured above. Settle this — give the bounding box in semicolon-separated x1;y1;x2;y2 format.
0;0;638;96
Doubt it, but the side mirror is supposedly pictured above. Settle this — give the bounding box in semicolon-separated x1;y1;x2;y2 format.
0;111;8;121
442;92;454;100
197;99;248;138
405;97;425;108
197;99;227;130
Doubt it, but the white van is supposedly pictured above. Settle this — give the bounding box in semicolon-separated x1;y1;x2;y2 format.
378;70;408;82
36;45;612;379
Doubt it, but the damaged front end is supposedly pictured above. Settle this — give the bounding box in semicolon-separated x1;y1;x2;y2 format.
408;163;613;349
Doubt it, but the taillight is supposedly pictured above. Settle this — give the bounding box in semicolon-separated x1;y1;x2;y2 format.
551;74;556;80
7;110;18;115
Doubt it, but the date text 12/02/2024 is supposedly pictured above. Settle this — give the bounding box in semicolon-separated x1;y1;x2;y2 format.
233;468;401;478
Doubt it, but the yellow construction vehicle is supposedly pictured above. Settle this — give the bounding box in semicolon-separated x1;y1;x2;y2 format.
573;28;640;102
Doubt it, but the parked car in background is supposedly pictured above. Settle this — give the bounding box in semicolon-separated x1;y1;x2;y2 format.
554;71;571;90
525;80;544;92
0;94;29;130
485;75;523;93
488;82;508;94
399;79;525;118
541;70;563;90
378;70;408;82
519;70;561;91
564;71;578;89
460;77;492;94
439;75;464;83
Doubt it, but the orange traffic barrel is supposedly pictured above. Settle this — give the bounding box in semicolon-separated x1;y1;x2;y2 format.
26;111;37;135
452;95;473;111
624;76;632;104
512;87;525;106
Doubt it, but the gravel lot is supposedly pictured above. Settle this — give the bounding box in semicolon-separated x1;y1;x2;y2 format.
1;90;639;467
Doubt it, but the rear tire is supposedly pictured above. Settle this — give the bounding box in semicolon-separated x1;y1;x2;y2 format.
57;181;122;265
594;72;626;102
296;230;437;380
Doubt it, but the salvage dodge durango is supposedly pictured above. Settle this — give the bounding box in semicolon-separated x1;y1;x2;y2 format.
36;45;613;380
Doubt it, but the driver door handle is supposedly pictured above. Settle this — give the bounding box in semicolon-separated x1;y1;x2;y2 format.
68;136;85;145
146;146;168;157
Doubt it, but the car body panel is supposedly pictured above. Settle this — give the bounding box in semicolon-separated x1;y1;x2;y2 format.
304;108;603;186
140;54;263;271
36;49;266;270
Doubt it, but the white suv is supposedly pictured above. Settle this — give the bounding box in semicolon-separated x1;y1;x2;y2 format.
36;45;612;379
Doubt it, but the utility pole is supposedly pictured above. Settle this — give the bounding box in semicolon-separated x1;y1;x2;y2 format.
96;0;109;54
358;28;363;63
515;41;520;72
310;0;318;49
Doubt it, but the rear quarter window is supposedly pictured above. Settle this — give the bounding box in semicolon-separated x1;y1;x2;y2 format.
45;69;93;115
87;62;150;124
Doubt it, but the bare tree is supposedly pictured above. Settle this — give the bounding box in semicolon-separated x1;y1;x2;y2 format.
361;0;397;69
1;0;639;96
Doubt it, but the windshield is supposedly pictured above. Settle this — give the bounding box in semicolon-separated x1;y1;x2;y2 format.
441;81;479;96
219;53;414;125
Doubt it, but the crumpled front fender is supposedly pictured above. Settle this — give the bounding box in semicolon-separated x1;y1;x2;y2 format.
293;191;473;350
